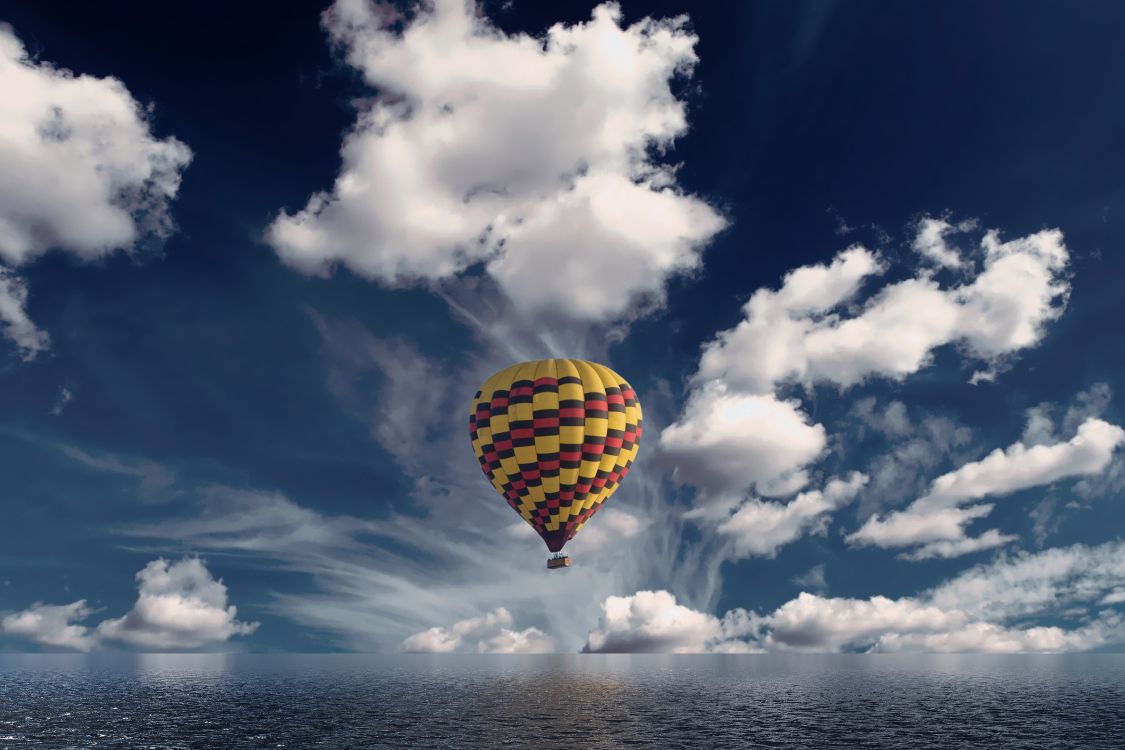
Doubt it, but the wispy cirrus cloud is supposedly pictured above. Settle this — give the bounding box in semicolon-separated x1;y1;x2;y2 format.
0;427;176;500
848;399;974;518
0;266;48;360
159;310;718;652
120;462;721;653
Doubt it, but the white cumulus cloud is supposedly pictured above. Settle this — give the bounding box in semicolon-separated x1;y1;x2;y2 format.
661;220;1070;511
583;540;1125;653
691;227;1068;395
96;558;259;649
848;417;1125;559
659;383;827;504
761;593;967;651
401;607;556;653
717;472;868;559
581;590;754;653
764;592;1116;654
911;216;974;269
2;600;98;651
2;558;255;651
0;23;191;358
266;0;724;324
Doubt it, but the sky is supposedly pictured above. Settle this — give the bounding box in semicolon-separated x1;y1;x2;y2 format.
1;0;1124;654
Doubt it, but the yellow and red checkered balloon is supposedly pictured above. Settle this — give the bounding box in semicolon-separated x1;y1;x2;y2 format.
469;359;643;554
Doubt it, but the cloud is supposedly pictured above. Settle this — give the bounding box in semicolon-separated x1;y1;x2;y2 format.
1021;405;1057;446
661;220;1070;507
691;227;1068;395
122;481;720;652
848;417;1125;558
583;540;1125;653
310;312;450;479
717;472;868;559
870;621;1112;653
852;397;913;439
658;218;1070;561
1062;383;1113;435
919;417;1125;507
692;245;883;394
926;539;1125;621
0;266;48;360
95;558;258;649
761;593;967;651
851;402;973;517
0;429;176;499
401;608;556;653
791;564;827;594
266;0;724;324
1048;384;1120;501
194;311;729;652
565;507;649;556
0;25;191;265
50;386;73;416
57;443;174;498
0;24;191;358
911;216;975;269
153;206;1075;652
1;600;98;651
581;590;755;653
764;592;1116;653
2;558;256;651
658;383;827;504
898;529;1019;561
1030;384;1123;503
1028;496;1060;547
127;486;378;555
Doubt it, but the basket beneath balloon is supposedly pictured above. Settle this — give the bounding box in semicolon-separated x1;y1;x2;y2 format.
547;554;571;570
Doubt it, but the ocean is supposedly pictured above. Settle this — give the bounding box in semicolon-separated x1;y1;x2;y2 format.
1;653;1123;748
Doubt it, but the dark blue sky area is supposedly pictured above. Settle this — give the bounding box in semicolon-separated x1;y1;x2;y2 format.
1;1;1123;651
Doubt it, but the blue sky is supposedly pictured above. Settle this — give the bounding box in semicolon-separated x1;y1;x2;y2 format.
1;0;1124;654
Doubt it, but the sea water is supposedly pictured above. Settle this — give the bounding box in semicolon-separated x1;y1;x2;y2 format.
1;653;1123;748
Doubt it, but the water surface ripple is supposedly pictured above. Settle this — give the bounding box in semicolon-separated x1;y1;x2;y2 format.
2;654;1123;749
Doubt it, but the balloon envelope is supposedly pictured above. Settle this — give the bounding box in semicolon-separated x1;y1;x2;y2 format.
469;359;643;553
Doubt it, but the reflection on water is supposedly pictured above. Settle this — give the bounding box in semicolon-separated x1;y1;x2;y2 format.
1;654;1123;748
134;652;234;677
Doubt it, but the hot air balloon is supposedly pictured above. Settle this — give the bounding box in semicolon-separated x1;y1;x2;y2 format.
469;359;643;569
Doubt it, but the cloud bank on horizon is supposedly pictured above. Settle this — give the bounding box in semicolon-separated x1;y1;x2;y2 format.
1;1;1123;655
573;540;1125;654
2;558;257;651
